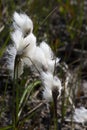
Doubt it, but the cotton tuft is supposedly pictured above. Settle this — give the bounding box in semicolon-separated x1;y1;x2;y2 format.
6;45;17;78
13;12;33;36
23;32;36;55
11;29;24;54
41;72;62;101
40;41;60;73
73;107;87;124
40;41;53;60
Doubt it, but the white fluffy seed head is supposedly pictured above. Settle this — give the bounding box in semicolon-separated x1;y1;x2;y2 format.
41;72;54;88
29;46;48;72
11;29;37;56
73;107;87;124
10;29;37;77
23;33;37;60
40;41;60;73
43;86;53;101
11;29;24;54
13;12;33;35
21;33;37;67
40;41;53;59
23;33;36;50
41;72;62;101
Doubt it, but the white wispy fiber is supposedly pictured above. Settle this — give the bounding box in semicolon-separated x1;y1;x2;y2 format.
40;41;60;73
11;29;37;64
31;46;48;72
6;44;25;78
65;72;75;109
22;37;48;71
41;72;62;101
13;12;33;35
40;41;54;60
11;29;24;54
22;32;36;55
73;107;87;124
11;27;36;55
6;45;17;78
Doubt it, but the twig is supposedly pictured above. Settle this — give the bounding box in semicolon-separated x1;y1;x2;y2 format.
19;101;45;122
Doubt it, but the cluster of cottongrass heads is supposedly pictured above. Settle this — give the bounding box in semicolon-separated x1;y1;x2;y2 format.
6;11;62;102
4;12;87;129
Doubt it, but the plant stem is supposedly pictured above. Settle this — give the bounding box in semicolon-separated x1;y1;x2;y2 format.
52;88;59;130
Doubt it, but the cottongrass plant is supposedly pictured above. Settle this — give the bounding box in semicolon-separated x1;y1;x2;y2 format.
13;12;33;36
4;11;62;129
41;72;62;102
1;11;87;130
41;72;62;129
